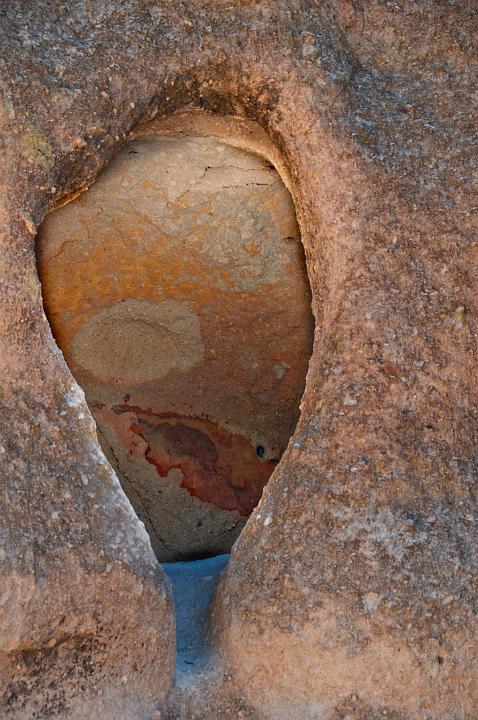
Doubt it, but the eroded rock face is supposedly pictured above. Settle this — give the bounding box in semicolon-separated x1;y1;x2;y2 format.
0;2;476;719
37;133;313;560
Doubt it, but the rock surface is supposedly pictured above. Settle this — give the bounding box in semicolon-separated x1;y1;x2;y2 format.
36;130;313;561
0;1;476;719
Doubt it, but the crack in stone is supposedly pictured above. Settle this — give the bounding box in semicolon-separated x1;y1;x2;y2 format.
169;163;278;205
38;207;103;268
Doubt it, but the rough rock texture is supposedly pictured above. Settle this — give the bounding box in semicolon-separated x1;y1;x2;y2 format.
36;128;313;560
0;1;476;719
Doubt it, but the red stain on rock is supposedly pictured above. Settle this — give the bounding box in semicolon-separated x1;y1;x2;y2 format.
95;406;149;460
114;405;275;515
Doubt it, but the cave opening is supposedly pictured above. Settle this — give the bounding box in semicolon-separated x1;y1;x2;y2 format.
36;116;314;563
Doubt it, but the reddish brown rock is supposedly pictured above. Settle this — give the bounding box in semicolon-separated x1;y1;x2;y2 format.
0;1;476;719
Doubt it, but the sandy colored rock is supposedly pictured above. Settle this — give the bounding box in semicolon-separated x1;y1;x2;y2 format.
36;132;313;560
0;1;476;719
70;298;205;384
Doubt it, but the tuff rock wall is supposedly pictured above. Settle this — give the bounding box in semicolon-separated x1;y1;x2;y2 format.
0;2;476;719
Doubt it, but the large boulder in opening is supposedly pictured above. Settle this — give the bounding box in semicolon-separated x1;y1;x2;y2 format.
37;130;313;561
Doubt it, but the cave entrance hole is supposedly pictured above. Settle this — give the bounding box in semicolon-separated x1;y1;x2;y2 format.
36;114;314;563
